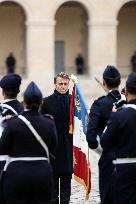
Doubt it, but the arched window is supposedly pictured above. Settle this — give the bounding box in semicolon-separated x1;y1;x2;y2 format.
117;1;136;76
55;1;88;75
0;1;26;75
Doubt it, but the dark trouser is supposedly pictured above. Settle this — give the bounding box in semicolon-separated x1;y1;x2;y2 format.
77;65;83;75
113;163;136;204
51;173;72;204
3;161;53;204
7;66;15;74
99;153;114;204
0;161;6;204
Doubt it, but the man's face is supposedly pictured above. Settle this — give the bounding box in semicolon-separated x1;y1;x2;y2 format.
55;77;69;94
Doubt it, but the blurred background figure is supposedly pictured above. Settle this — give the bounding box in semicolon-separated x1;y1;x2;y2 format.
75;54;84;75
5;53;16;74
131;51;136;72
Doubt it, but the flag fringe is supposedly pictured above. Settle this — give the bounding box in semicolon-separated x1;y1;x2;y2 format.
69;124;73;134
74;175;90;200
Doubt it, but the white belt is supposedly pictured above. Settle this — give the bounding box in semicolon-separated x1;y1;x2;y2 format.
0;155;8;161
4;157;48;171
113;158;136;164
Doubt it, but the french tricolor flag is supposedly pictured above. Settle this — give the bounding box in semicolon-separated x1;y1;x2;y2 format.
70;82;91;200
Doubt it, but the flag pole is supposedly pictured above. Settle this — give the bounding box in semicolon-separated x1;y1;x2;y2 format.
69;74;91;200
59;178;60;204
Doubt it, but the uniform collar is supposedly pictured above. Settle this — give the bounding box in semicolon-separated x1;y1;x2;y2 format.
110;90;120;94
54;89;69;96
2;99;16;103
22;110;41;116
128;99;136;105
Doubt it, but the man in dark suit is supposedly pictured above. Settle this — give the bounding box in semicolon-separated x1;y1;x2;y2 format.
101;72;136;204
0;73;24;204
86;66;122;204
41;72;73;204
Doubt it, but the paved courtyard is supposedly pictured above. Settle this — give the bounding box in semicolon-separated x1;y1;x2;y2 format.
70;150;100;204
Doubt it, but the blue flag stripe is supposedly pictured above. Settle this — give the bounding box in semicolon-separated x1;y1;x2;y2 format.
74;83;89;134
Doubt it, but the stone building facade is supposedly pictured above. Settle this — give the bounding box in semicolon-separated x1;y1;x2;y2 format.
0;0;136;98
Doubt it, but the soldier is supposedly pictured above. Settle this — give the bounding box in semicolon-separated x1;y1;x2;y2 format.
86;65;122;204
131;51;136;72
5;53;16;74
75;54;84;75
101;72;136;204
0;81;57;204
41;72;73;204
0;73;24;204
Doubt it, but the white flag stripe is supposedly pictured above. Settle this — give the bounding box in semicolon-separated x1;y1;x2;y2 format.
73;116;89;158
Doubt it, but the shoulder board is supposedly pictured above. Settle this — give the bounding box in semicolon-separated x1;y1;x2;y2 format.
97;95;105;101
93;95;106;105
44;114;54;120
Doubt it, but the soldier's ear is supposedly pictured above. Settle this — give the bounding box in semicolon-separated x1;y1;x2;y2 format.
2;89;4;97
125;89;128;98
22;100;26;108
103;79;106;87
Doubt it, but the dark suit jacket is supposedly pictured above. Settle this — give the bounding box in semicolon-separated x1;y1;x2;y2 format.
41;90;73;174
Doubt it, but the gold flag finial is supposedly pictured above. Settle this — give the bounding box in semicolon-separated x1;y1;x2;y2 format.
70;74;78;84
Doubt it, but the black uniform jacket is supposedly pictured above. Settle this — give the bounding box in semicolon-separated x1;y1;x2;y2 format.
0;110;57;161
0;99;24;170
41;90;73;174
101;99;136;158
1;99;24;116
86;90;121;149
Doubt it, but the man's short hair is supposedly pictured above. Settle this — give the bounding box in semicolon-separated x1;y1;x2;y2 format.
103;65;121;88
104;78;121;89
3;87;20;98
126;72;136;94
54;72;70;84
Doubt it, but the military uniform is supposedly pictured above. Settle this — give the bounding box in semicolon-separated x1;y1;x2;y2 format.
101;100;136;204
0;99;23;115
101;73;136;204
0;99;24;169
86;91;121;203
86;65;122;204
0;74;24;204
0;82;58;204
41;89;73;204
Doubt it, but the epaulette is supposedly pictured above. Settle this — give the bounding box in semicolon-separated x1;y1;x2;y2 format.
44;114;54;120
93;95;106;106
